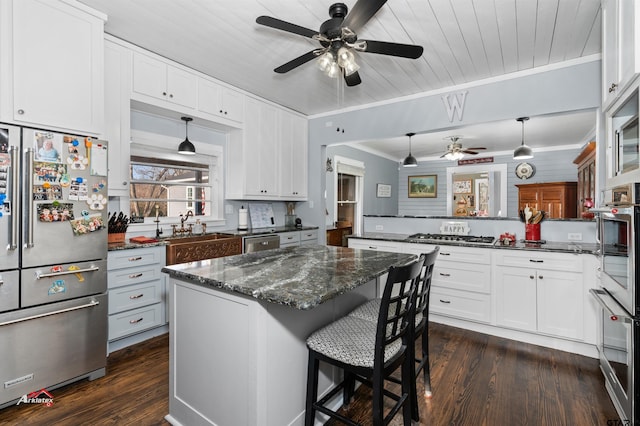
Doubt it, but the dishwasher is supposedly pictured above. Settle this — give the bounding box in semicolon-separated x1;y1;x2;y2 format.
243;234;281;253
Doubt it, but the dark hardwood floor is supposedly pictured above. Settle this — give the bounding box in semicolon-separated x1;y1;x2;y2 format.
0;323;619;425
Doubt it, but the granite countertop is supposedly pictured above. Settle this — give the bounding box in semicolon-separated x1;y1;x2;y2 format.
219;225;319;237
348;232;599;254
108;240;168;251
162;244;416;310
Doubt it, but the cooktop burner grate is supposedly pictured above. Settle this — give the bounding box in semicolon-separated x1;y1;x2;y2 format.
406;233;495;244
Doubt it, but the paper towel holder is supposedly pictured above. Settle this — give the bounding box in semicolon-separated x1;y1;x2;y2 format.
238;205;248;230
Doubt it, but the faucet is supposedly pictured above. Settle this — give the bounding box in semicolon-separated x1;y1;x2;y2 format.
173;211;194;237
180;210;194;226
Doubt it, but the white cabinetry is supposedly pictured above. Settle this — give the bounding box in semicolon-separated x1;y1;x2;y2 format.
226;97;309;201
348;238;402;253
104;38;132;197
132;52;198;109
0;0;105;135
198;79;244;123
602;0;640;109
107;246;167;353
279;111;308;199
279;231;301;248
300;229;319;245
407;244;492;324
494;250;584;340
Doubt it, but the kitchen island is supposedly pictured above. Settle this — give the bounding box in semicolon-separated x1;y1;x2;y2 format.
162;245;416;426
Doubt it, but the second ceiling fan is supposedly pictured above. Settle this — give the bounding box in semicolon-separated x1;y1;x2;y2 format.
440;136;486;160
256;0;424;86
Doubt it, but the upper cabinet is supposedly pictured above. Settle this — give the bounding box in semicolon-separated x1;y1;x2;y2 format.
104;38;132;197
0;0;106;135
516;182;578;219
573;142;596;216
132;52;198;109
279;111;308;200
226;98;308;201
602;0;640;110
198;79;244;123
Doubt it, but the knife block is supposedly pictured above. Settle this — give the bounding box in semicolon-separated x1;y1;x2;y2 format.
108;233;125;243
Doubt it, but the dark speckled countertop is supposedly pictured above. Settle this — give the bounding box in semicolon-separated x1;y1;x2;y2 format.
348;233;599;254
162;244;416;310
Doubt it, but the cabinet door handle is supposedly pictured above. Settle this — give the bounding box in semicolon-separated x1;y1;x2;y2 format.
538;275;543;279
439;273;451;277
529;259;543;263
440;252;450;256
128;256;143;262
368;246;377;249
439;299;451;304
530;275;535;279
129;317;144;324
128;273;143;279
608;83;618;93
129;293;144;299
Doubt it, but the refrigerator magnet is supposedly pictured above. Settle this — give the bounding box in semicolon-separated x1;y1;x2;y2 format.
86;193;107;210
34;132;62;163
48;280;66;295
67;154;88;170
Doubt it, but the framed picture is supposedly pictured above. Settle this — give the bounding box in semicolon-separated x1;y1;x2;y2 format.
408;175;437;198
376;183;391;198
453;179;472;194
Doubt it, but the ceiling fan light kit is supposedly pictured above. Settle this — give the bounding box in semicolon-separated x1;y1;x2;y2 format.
403;132;418;167
513;117;533;160
178;116;196;155
256;0;424;87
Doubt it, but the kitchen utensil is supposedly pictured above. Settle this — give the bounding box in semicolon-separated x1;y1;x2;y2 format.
525;208;532;223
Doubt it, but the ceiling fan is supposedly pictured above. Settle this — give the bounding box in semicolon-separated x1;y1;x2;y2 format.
439;136;486;160
256;0;424;87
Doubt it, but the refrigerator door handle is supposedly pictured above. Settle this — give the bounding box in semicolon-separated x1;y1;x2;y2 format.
0;299;100;327
36;266;100;279
9;145;19;250
24;148;34;248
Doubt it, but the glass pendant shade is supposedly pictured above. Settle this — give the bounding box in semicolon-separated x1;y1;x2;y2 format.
317;52;334;72
343;60;360;76
178;117;196;155
326;61;341;78
445;151;464;161
336;47;355;67
513;117;533;160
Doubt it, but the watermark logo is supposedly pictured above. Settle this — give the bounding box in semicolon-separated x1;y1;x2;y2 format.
16;389;54;407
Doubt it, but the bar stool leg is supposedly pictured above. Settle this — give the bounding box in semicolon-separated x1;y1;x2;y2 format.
305;353;320;426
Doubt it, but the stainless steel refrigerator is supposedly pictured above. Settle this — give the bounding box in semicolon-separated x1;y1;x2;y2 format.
0;124;108;408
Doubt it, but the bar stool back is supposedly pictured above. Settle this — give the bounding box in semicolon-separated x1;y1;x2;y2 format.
304;256;424;426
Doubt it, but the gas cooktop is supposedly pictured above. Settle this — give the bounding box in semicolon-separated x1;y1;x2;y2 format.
406;233;496;245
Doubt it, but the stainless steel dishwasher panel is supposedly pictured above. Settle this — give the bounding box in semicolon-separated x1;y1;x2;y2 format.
243;235;280;253
0;293;108;406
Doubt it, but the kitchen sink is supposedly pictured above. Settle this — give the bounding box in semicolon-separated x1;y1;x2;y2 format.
164;233;242;265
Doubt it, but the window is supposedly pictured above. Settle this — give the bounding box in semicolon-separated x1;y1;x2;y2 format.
130;156;211;218
333;156;364;234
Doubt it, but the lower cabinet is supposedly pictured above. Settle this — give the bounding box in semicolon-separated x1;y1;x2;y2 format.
107;245;167;353
280;229;318;248
494;250;584;340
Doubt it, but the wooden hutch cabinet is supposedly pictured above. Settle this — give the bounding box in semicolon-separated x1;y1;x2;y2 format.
516;182;578;218
573;142;596;216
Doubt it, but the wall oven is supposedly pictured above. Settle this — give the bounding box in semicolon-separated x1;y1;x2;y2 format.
591;182;640;425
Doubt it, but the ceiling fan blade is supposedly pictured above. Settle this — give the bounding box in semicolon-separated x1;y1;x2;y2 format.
462;150;479;155
360;40;424;59
466;147;487;150
344;71;362;87
342;0;388;32
439;153;448;158
256;16;318;38
274;50;318;74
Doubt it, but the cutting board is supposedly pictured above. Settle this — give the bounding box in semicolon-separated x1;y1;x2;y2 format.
129;236;158;244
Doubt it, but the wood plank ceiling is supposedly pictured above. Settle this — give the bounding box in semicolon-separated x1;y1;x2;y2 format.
79;0;601;117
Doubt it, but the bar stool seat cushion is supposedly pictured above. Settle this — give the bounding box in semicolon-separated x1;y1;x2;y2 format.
306;316;402;368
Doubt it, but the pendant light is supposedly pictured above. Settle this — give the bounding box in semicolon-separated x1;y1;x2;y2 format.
402;133;418;167
178;116;196;155
513;117;533;160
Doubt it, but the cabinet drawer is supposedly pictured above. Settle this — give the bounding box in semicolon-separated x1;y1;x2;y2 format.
493;250;581;272
108;280;163;314
108;248;163;270
436;246;491;265
108;303;163;341
108;264;162;289
300;229;318;242
279;231;300;246
432;263;491;293
431;288;491;323
348;239;401;253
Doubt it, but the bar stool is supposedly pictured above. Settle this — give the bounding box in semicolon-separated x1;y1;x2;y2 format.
304;256;424;426
348;247;439;422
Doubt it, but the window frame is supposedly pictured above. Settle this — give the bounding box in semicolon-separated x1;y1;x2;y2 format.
128;129;225;227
